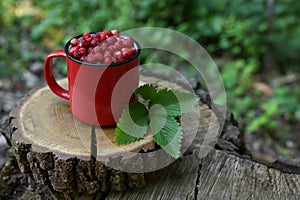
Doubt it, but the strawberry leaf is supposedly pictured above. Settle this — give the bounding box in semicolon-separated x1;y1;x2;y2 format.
115;84;198;158
114;102;149;144
134;84;157;101
115;126;141;144
149;89;198;116
152;116;183;158
171;90;199;114
149;104;168;135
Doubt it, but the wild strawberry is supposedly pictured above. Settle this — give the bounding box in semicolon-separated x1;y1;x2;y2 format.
80;56;86;62
122;38;134;47
102;29;113;37
73;51;81;59
68;29;136;64
88;47;94;53
94;53;104;61
93;46;102;53
121;47;130;53
104;57;112;64
70;38;79;45
106;36;116;45
100;42;108;50
113;51;122;58
129;48;137;55
82;32;90;38
78;40;89;48
85;37;92;42
111;29;120;36
114;41;122;49
100;33;106;41
107;45;116;54
103;51;111;58
78;47;87;56
91;33;98;38
85;54;95;63
90;38;100;47
69;46;79;56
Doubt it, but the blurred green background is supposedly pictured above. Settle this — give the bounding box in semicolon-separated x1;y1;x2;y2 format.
0;0;299;157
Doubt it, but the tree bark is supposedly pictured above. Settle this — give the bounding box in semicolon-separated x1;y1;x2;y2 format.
9;75;216;199
6;74;300;199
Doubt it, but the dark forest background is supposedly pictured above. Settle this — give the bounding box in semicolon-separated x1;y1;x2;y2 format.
0;0;299;158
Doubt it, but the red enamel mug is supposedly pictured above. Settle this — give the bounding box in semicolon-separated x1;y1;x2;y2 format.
44;32;141;126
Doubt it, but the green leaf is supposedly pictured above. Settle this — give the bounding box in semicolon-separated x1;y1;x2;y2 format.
150;89;180;116
127;102;149;126
115;126;141;144
115;85;197;158
152;117;183;158
149;104;168;135
172;90;199;114
150;89;199;117
114;102;149;144
134;84;157;101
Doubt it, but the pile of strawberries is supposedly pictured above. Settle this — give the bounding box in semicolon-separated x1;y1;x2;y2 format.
68;29;137;64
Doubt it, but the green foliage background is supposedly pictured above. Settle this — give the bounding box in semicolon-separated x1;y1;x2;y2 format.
0;0;299;146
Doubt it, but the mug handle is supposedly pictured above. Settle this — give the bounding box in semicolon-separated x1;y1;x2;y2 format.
44;49;70;100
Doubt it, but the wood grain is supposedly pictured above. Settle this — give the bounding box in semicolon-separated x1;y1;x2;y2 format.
12;78;156;161
10;75;216;199
107;149;300;200
9;73;300;199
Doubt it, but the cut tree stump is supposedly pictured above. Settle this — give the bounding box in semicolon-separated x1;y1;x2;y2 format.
8;74;300;199
107;149;300;200
9;74;214;199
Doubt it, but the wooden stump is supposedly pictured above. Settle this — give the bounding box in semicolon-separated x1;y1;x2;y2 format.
9;75;217;199
5;73;300;199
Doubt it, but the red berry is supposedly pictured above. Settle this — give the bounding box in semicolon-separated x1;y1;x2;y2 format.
85;54;95;63
122;38;134;47
91;33;98;38
104;57;112;64
80;56;86;62
88;47;94;53
73;51;81;59
102;29;113;37
68;29;136;64
78;47;87;56
130;48;137;55
103;51;111;58
100;33;107;40
69;46;79;56
94;32;101;40
94;53;103;61
85;37;92;42
100;33;106;41
93;46;102;53
115;37;122;43
106;36;116;45
121;47;130;53
78;40;89;48
114;41;122;49
90;38;100;47
122;51;130;59
113;51;122;58
100;42;108;51
82;32;90;38
111;29;120;36
108;45;116;54
70;38;79;45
